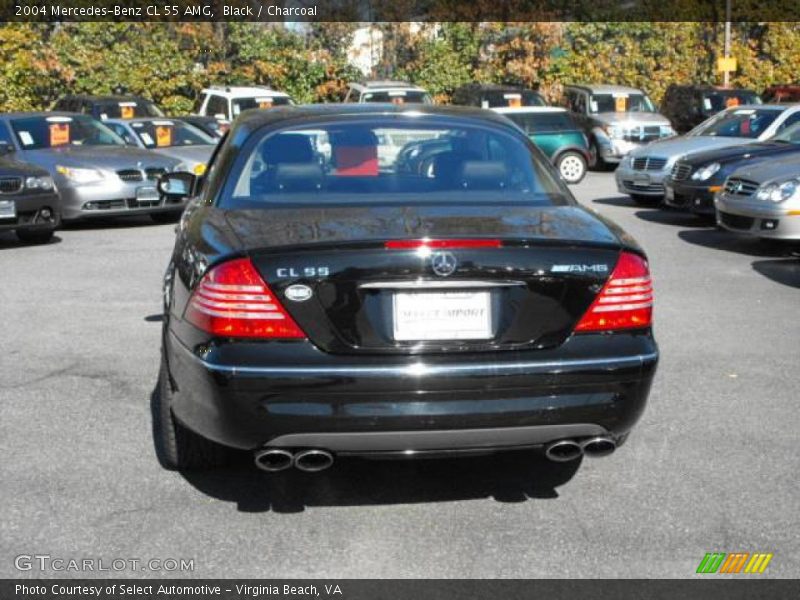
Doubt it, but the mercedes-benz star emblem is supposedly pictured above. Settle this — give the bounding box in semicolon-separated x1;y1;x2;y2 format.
431;251;457;277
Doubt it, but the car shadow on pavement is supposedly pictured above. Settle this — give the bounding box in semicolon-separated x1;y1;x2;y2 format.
590;195;642;208
677;229;796;258
0;232;62;249
177;451;582;513
633;209;712;228
61;215;165;230
751;258;800;288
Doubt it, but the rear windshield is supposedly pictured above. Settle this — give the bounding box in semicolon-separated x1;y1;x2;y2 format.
362;91;433;104
701;91;761;113
481;90;546;108
223;118;569;209
504;112;578;133
232;96;292;117
10;115;124;150
129;119;215;148
691;108;780;138
96;100;164;119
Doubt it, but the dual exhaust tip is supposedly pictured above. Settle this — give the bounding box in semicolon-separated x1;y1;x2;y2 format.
256;437;616;469
254;448;334;473
545;436;617;462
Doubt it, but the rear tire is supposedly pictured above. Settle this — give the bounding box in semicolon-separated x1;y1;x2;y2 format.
556;151;587;184
16;228;54;244
150;211;181;224
630;194;662;207
154;354;230;470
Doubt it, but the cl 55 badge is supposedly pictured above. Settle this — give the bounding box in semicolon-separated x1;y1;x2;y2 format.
276;266;330;278
550;264;609;273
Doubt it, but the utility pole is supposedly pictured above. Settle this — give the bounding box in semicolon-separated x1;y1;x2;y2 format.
723;0;731;88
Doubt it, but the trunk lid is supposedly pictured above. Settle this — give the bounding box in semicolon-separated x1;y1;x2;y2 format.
224;205;625;355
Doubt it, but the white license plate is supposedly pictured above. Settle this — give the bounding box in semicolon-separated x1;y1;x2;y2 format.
665;185;674;201
136;186;160;203
0;199;15;220
393;291;492;341
632;175;650;188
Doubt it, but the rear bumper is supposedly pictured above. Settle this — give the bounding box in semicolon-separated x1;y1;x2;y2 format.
664;181;717;215
165;330;658;454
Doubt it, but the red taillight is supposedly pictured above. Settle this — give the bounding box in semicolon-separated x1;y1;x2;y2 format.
184;258;305;339
385;239;503;250
574;252;653;332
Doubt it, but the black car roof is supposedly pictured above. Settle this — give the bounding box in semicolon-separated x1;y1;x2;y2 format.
59;95;155;103
232;103;518;133
0;111;86;119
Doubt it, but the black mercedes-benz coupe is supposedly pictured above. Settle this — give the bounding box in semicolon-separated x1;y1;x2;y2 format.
155;104;658;474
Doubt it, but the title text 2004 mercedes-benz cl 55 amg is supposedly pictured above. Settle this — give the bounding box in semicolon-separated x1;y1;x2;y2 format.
155;105;658;474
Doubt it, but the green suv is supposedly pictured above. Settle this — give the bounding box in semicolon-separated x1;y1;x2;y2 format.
494;107;590;183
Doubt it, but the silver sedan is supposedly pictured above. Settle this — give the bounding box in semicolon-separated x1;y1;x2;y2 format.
716;153;800;241
105;117;216;177
615;104;800;203
0;112;184;223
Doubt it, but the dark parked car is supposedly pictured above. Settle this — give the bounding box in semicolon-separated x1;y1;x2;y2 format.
154;104;658;474
665;121;800;216
0;143;60;243
51;95;164;121
762;85;800;104
493;107;590;183
661;84;761;134
176;116;230;139
451;83;547;109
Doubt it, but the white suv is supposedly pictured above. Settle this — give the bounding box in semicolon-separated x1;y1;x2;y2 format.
194;86;294;122
344;81;433;104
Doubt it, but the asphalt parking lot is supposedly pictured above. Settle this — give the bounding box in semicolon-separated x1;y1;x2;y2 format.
1;171;798;579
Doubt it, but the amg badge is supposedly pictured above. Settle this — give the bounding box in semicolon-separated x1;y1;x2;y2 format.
550;264;609;273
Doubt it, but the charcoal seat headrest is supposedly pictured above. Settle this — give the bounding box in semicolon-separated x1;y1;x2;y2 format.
261;134;315;165
273;163;324;192
457;161;509;189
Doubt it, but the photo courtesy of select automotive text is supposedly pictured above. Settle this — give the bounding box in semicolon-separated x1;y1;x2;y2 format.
1;1;798;598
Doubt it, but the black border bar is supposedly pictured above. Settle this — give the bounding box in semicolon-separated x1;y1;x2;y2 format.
2;579;798;600
2;0;799;22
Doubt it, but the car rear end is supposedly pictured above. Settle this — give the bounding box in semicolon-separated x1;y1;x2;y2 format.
161;108;658;471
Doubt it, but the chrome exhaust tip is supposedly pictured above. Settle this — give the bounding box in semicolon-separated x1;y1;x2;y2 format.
293;449;334;472
544;440;584;462
254;448;294;472
581;436;617;457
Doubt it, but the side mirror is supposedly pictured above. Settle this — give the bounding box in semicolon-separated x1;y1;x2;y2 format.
158;172;196;198
0;142;15;156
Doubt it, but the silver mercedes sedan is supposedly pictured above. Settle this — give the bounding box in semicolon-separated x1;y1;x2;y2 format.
0;112;185;223
716;153;800;241
615;104;800;204
104;117;216;178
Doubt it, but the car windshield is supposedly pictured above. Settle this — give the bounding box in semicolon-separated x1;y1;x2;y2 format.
690;108;780;138
504;112;578;133
589;93;655;113
481;90;546;108
96;100;164;119
225;118;569;209
701;91;761;113
10;115;125;150
362;90;433;104
771;122;800;144
232;96;292;116
129;120;215;148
